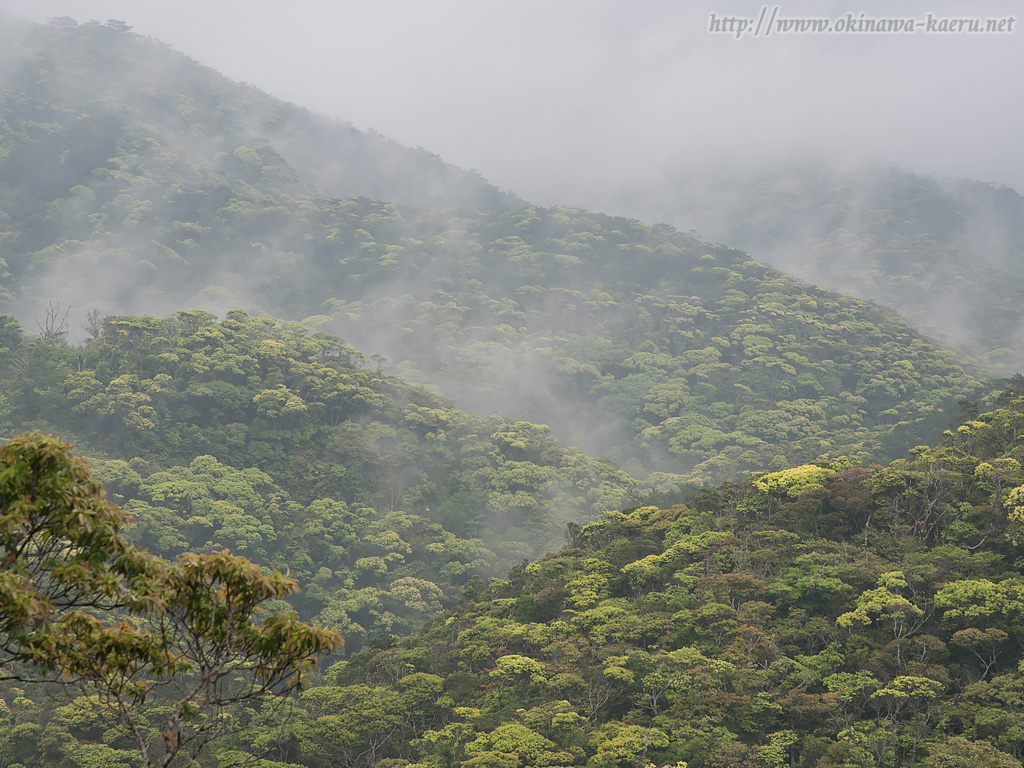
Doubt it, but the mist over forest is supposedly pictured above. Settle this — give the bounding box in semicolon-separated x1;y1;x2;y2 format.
578;163;1024;375
1;6;1024;768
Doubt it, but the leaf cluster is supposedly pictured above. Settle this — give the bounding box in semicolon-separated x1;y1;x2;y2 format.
207;396;1024;768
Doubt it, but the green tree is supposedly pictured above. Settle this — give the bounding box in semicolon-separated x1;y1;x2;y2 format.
0;432;153;668
926;735;1019;767
0;433;342;768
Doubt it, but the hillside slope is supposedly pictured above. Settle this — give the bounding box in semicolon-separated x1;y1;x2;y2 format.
14;389;1024;767
0;15;519;243
0;310;635;648
0;18;984;485
588;162;1024;376
274;392;1024;768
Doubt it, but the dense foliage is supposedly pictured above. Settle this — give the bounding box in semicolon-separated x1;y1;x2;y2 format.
588;162;1024;376
8;390;1024;767
0;432;342;768
4;15;1024;768
0;19;984;485
233;393;1024;768
0;310;635;648
314;207;980;485
0;15;518;214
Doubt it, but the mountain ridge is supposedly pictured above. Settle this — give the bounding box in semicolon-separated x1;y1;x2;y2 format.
581;161;1024;376
0;16;988;485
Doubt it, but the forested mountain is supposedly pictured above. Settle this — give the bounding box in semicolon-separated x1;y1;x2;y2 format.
0;14;519;265
259;391;1024;768
0;310;635;650
0;18;985;486
2;12;1024;768
587;163;1024;376
9;382;1024;767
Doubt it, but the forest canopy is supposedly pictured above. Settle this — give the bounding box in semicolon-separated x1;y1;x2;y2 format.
1;13;1023;768
0;432;342;768
0;18;986;488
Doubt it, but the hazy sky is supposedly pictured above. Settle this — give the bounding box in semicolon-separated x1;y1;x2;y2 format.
0;0;1021;206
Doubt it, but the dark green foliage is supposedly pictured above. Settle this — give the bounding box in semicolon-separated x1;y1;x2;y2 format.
591;162;1024;377
200;397;1024;768
0;15;518;216
0;432;342;768
0;311;636;650
2;15;1022;768
0;19;983;488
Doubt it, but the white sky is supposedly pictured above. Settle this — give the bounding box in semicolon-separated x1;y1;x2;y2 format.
0;0;1021;206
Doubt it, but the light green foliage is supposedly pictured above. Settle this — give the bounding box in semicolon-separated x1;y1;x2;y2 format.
869;675;942;703
0;16;981;491
566;559;613;610
300;684;406;768
754;464;836;498
1005;485;1024;544
247;396;1024;768
490;655;548;686
16;311;634;558
0;433;340;768
465;722;568;766
0;308;640;649
935;578;1024;624
127;455;279;557
824;671;880;702
57;742;141;768
388;577;444;616
755;730;797;768
588;723;669;768
925;736;1020;768
253;385;308;423
836;572;924;648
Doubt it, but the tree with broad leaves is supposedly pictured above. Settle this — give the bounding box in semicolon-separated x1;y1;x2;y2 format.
0;432;343;768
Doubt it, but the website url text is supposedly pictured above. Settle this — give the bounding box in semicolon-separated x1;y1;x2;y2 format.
710;9;1017;38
